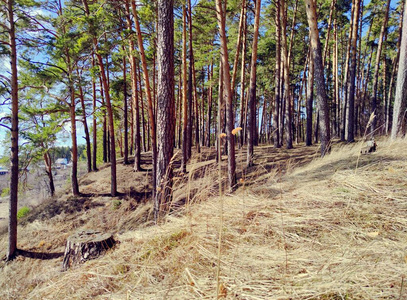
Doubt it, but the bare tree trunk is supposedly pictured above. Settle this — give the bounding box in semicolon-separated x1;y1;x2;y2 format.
181;2;188;172
91;56;98;171
155;0;175;221
123;55;129;165
273;0;281;148
239;9;247;148
306;47;314;146
7;0;18;260
305;0;331;156
281;0;293;149
370;0;391;135
391;1;407;139
206;62;214;147
43;152;55;197
347;0;361;142
246;0;261;167
77;70;92;173
216;0;237;190
231;0;246;100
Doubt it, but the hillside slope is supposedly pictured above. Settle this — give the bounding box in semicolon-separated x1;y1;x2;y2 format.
1;139;406;299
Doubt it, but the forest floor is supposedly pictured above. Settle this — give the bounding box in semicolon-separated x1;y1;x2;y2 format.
0;138;406;299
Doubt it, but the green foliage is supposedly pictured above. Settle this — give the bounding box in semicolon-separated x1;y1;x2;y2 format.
112;200;122;210
1;187;10;198
17;206;30;220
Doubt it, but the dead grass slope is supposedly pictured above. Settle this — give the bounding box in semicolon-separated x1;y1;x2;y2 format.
0;139;406;299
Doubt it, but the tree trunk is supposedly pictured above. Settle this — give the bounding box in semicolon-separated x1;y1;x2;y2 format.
155;0;175;221
77;70;92;173
206;62;214;147
91;56;98;171
281;0;293;149
43;152;55;197
7;0;18;260
246;0;261;167
216;0;237;190
181;3;189;173
347;0;361;142
370;0;391;135
125;1;142;171
239;9;247;148
123;55;129;165
273;0;281;148
306;47;314;146
305;0;331;156
391;1;407;139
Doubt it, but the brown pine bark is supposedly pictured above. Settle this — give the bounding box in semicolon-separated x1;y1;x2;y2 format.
281;0;293;149
246;0;261;167
273;0;281;148
231;0;246;100
206;62;214;147
391;1;407;139
370;0;391;135
215;0;237;190
122;54;129;165
91;55;98;171
76;69;92;173
347;0;361;142
306;48;314;146
43;151;55;197
181;3;188;173
305;0;331;156
124;0;141;171
155;0;175;221
239;9;247;148
7;0;18;261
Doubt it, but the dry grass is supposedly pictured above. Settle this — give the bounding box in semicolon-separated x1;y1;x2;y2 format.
0;138;406;299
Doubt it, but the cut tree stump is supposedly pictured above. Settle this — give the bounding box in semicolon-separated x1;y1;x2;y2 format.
62;230;115;270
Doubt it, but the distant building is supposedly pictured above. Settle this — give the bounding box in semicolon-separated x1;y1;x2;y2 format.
55;158;68;169
0;166;9;175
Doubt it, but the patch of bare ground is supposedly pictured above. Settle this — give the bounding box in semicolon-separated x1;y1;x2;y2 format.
0;139;406;299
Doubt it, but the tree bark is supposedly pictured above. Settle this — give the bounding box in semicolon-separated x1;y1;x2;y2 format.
77;69;92;173
182;3;189;173
155;0;175;221
391;1;407;139
273;0;281;148
7;0;18;260
246;0;261;167
347;0;361;142
215;0;237;190
305;0;331;156
370;0;391;135
281;0;293;149
306;47;314;146
91;56;98;171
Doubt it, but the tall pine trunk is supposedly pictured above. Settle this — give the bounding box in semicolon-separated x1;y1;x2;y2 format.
155;0;175;221
305;0;331;156
216;0;237;190
7;0;18;260
246;0;261;167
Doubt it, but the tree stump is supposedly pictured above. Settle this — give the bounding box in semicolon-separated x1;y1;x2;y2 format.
62;230;115;270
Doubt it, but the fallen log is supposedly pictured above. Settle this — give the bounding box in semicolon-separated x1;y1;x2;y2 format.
62;230;115;270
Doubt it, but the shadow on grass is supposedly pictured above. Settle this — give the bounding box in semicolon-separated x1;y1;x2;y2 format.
16;249;64;260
